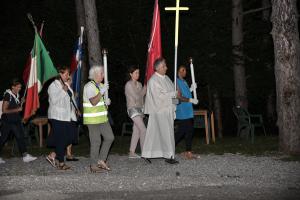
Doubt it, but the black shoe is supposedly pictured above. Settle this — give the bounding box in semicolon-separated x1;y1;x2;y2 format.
165;158;179;164
142;157;152;164
66;157;79;161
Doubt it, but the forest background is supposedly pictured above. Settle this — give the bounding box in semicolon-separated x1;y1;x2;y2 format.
1;0;297;135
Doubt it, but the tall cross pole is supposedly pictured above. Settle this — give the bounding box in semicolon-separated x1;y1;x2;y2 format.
165;0;189;92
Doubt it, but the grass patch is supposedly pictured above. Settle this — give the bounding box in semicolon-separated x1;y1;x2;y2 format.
278;155;300;162
3;131;299;162
2;133;282;158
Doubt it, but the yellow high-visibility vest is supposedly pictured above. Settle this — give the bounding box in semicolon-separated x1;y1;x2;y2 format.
83;82;108;124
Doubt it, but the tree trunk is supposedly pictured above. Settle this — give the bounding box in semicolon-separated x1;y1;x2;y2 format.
271;0;300;154
232;0;247;107
266;90;276;133
83;0;102;66
262;0;271;21
213;91;223;138
75;0;85;33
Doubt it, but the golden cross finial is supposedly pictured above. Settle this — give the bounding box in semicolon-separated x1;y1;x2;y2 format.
165;0;189;92
165;0;189;47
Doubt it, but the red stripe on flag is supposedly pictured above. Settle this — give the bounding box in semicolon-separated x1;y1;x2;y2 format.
70;55;77;73
22;56;31;84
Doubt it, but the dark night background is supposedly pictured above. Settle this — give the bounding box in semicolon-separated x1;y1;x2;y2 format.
0;0;278;135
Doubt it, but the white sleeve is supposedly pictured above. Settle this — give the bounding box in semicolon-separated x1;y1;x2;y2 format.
86;83;98;99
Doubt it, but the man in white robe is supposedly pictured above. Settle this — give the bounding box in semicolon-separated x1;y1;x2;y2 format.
142;58;179;164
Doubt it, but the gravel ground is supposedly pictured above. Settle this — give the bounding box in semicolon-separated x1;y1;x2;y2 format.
0;154;299;200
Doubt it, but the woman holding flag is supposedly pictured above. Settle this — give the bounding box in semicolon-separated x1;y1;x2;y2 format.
0;78;37;164
46;66;78;170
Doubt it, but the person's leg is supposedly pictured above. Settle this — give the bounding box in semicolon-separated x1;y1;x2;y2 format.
98;122;114;165
129;122;139;154
87;124;101;167
0;122;12;155
175;120;186;146
67;144;72;157
12;121;27;155
131;116;146;151
52;120;67;164
0;124;9;163
184;119;194;152
13;121;37;162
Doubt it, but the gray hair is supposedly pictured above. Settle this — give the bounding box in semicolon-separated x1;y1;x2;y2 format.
153;57;165;70
88;65;104;80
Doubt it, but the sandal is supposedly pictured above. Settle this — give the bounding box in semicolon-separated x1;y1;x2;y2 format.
58;163;71;170
97;160;111;171
66;156;79;161
90;165;105;173
182;151;200;160
46;155;56;168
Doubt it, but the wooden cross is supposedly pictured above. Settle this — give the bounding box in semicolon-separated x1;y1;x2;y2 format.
165;0;189;92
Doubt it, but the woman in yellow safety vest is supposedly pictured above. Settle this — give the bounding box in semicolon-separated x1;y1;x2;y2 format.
83;65;114;173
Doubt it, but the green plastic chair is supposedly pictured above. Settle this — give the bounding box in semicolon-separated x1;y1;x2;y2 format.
232;106;266;143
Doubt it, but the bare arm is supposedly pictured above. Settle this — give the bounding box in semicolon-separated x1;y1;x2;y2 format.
176;85;189;102
89;92;103;106
2;100;22;114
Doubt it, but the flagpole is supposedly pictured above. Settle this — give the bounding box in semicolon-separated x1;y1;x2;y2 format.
27;13;38;33
22;13;38;103
76;26;84;103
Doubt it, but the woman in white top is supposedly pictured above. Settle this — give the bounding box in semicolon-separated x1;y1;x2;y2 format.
124;65;147;158
46;66;77;170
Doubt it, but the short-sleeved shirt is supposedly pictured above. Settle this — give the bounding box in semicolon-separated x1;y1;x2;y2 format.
1;92;22;122
83;81;101;103
176;78;193;120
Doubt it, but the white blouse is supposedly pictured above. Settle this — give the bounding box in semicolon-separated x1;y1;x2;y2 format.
48;79;77;122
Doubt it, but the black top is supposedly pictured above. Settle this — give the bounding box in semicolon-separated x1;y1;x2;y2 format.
1;92;21;122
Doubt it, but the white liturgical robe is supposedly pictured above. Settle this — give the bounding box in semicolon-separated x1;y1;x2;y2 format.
142;72;176;158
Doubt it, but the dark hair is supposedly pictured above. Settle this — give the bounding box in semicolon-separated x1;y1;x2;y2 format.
177;65;186;72
56;65;70;80
153;57;165;70
128;65;140;74
127;65;140;80
10;78;22;87
57;65;70;74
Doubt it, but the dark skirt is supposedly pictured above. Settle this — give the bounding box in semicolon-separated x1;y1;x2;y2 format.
67;121;79;145
47;119;73;148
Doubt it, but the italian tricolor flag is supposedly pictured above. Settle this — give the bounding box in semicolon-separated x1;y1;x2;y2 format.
23;32;57;120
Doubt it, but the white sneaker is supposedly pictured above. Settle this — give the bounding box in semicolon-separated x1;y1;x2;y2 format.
23;154;37;163
0;157;5;164
129;153;141;159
